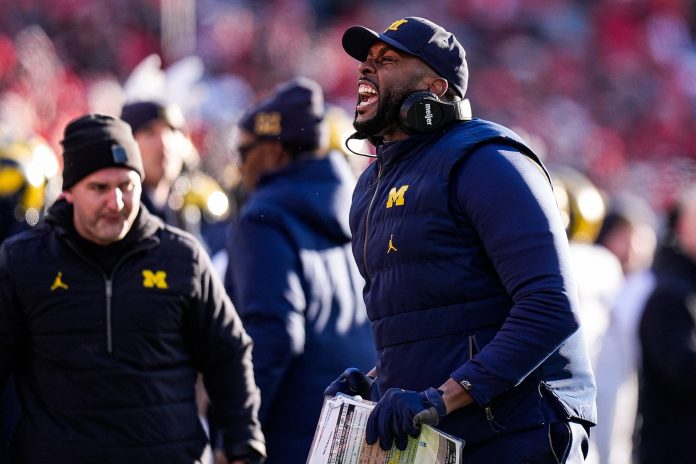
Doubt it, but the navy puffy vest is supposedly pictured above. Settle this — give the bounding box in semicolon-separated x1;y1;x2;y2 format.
349;119;596;444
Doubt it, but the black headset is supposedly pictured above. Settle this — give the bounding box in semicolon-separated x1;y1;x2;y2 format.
399;90;472;133
344;90;473;158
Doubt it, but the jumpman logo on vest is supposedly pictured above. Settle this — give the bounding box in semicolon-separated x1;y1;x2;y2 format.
387;234;398;254
50;272;69;291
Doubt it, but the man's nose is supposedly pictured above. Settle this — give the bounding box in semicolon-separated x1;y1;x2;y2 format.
358;59;376;75
106;188;124;210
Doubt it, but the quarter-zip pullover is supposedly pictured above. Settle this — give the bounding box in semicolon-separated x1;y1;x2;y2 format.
0;199;264;463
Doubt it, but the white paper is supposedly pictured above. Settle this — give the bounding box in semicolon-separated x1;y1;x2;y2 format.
306;394;463;464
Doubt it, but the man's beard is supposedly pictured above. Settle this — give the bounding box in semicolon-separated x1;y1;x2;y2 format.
353;86;411;138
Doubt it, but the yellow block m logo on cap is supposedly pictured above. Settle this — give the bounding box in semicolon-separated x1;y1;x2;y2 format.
385;19;408;32
386;185;409;208
254;112;282;136
142;270;168;289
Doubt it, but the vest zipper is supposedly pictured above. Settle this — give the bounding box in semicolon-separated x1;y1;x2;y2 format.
363;161;383;282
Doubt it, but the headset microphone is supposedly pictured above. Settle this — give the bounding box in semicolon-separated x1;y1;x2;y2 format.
399;90;472;134
344;131;377;158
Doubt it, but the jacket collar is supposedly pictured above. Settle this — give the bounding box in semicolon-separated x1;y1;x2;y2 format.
376;130;445;168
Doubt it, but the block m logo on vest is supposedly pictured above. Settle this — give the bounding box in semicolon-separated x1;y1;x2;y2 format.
142;270;169;289
386;185;409;208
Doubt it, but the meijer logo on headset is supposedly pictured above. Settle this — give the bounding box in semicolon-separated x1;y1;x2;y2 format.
424;103;433;126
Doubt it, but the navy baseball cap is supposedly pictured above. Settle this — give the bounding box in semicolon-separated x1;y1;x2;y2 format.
239;77;325;151
342;17;468;98
120;101;186;135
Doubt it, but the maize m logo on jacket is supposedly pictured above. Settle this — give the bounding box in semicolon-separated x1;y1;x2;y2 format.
386;185;409;208
142;270;168;289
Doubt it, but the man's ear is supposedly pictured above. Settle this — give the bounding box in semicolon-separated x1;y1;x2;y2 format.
263;141;289;170
275;149;293;169
63;190;74;204
429;78;449;99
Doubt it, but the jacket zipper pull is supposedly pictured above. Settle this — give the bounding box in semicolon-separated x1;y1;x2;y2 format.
105;279;113;354
484;406;506;433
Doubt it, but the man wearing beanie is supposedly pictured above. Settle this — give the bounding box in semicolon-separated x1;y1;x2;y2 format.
224;77;375;463
0;114;266;464
324;17;596;462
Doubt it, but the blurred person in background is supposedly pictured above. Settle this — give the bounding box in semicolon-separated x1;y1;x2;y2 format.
120;101;188;224
0;132;60;463
120;101;230;253
551;165;624;361
591;196;657;464
635;183;696;464
325;16;595;462
0;114;265;464
593;267;655;464
551;166;629;464
224;77;375;463
0;133;60;244
595;204;656;277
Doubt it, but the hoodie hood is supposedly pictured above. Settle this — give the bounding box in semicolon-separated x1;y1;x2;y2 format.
244;151;355;244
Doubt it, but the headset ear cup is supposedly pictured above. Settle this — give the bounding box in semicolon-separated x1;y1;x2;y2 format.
399;90;451;133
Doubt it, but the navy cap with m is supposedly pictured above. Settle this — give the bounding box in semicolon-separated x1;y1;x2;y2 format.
342;17;468;98
238;77;325;151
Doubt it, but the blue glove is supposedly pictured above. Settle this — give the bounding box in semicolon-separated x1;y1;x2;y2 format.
324;368;376;399
365;387;447;451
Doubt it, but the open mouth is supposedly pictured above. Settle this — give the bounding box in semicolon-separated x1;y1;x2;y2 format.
357;82;378;111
